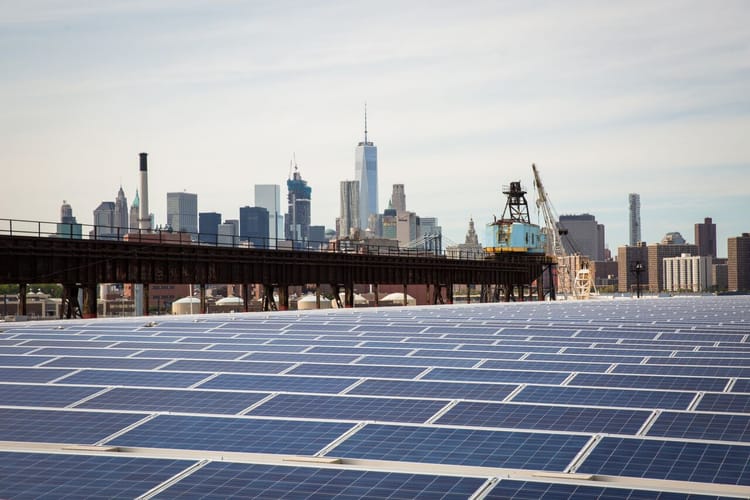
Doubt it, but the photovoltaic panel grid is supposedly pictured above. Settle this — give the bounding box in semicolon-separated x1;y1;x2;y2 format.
1;295;749;498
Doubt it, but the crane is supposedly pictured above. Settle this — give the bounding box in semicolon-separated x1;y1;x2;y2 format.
531;164;593;299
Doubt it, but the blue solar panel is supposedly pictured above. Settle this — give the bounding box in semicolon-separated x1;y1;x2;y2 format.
0;452;193;499
423;367;570;385
243;352;361;363
457;344;562;354
20;340;117;348
307;345;416;356
354;355;478;368
648;356;750;366
525;352;646;364
156;461;486;499
0;348;50;357
613;363;750;378
511;385;696;410
423;325;500;334
78;387;270;414
732;378;750;393
436;402;650;434
57;369;210;388
289;363;425;379
659;333;745;342
159;359;293;374
29;347;141;357
348;379;517;401
207;343;307;352
42;356;169;370
361;341;463;350
0;383;101;407
0;367;72;383
247;394;447;423
575;330;657;340
577;436;750;486
485;479;726;499
696;393;750;413
0;408;146;444
569;372;730;392
198;373;356;393
480;359;612;373
325;424;589;470
648;411;750;442
134;349;246;360
108;415;354;455
111;341;212;349
562;346;675;357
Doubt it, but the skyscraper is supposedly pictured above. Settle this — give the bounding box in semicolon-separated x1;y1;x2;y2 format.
628;193;641;246
113;186;129;231
728;233;750;291
339;180;360;238
355;107;378;229
167;192;198;234
239;206;269;248
255;184;284;243
57;200;82;239
129;190;140;231
199;212;222;244
559;213;605;261
695;217;717;258
284;165;312;242
391;184;406;213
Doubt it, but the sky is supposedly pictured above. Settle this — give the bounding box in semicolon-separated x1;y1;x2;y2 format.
1;0;748;257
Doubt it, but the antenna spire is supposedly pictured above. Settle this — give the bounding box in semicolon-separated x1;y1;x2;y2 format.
364;102;368;143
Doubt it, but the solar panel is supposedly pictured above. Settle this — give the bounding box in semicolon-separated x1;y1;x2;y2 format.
525;352;646;364
134;349;247;360
55;369;210;388
247;394;447;423
354;355;479;368
480;359;612;373
577;436;750;485
0;383;101;407
242;352;361;363
28;347;141;357
20;339;117;348
485;479;726;499
0;367;73;383
42;356;169;370
613;363;750;378
199;373;357;393
423;367;571;385
696;393;750;414
732;378;750;393
0;408;145;444
0;452;193;499
77;387;270;414
648;357;750;367
158;359;293;374
436;401;650;434
647;411;750;442
288;363;425;379
569;372;730;392
325;423;589;470
348;378;517;401
108;415;355;455
156;461;487;499
511;385;696;410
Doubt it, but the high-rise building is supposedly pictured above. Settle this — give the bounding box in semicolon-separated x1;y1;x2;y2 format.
663;253;713;292
728;233;750;291
391;184;406;213
382;203;397;240
255;184;284;243
167;192;198;235
355;108;378;229
695;217;717;258
647;241;698;293
114;186;129;231
284;166;311;242
57;200;82;239
628;193;641;246
91;201;116;239
308;225;326;249
559;213;605;261
338;180;360;238
217;220;239;247
129;190;140;231
396;211;418;246
239;206;269;248
199;212;222;245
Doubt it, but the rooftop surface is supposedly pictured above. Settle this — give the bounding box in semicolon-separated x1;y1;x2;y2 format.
1;296;749;498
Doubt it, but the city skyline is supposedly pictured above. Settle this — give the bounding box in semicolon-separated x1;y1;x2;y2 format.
1;2;748;256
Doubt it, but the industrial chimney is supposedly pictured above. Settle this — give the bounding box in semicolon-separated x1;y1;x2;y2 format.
138;153;150;231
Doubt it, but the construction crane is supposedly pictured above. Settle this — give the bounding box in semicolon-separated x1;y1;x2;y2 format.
531;164;594;299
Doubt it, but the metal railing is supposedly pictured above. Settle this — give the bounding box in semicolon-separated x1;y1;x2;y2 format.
0;218;489;261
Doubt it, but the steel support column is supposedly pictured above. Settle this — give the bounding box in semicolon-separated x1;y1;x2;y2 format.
278;285;289;311
82;285;97;319
143;284;150;316
18;283;27;316
200;284;206;314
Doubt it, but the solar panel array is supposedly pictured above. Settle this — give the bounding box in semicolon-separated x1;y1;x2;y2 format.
1;295;749;498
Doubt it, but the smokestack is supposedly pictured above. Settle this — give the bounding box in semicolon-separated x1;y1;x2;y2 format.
139;153;150;230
